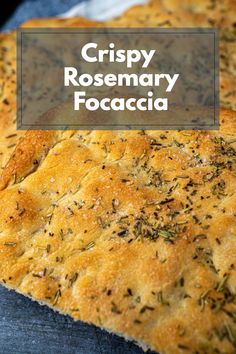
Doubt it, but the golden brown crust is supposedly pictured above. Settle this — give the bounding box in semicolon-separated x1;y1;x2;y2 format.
0;33;26;170
0;19;101;171
0;108;236;354
21;16;102;28
0;1;236;353
0;130;62;188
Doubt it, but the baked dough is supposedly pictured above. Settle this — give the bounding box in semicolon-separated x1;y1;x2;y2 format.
0;1;236;353
0;33;25;170
0;107;236;354
0;17;101;171
0;0;235;171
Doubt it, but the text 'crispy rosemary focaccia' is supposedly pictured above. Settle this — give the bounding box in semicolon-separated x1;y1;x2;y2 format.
0;1;236;353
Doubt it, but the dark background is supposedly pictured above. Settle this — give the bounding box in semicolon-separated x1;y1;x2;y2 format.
1;0;85;31
0;0;23;28
0;1;155;353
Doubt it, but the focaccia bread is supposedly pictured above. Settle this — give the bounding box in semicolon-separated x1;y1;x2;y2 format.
0;107;236;354
0;33;25;170
0;1;236;354
0;16;101;170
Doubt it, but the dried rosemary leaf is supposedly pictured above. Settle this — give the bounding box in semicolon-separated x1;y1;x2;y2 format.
80;241;95;252
4;241;17;247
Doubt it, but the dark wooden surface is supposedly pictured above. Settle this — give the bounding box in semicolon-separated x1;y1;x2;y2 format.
0;285;155;354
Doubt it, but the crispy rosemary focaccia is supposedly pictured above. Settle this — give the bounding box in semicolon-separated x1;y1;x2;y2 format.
0;15;102;170
0;33;25;170
0;107;236;354
0;1;236;353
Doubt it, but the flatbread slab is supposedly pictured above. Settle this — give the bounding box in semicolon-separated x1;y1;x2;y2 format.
0;107;236;353
0;1;236;353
